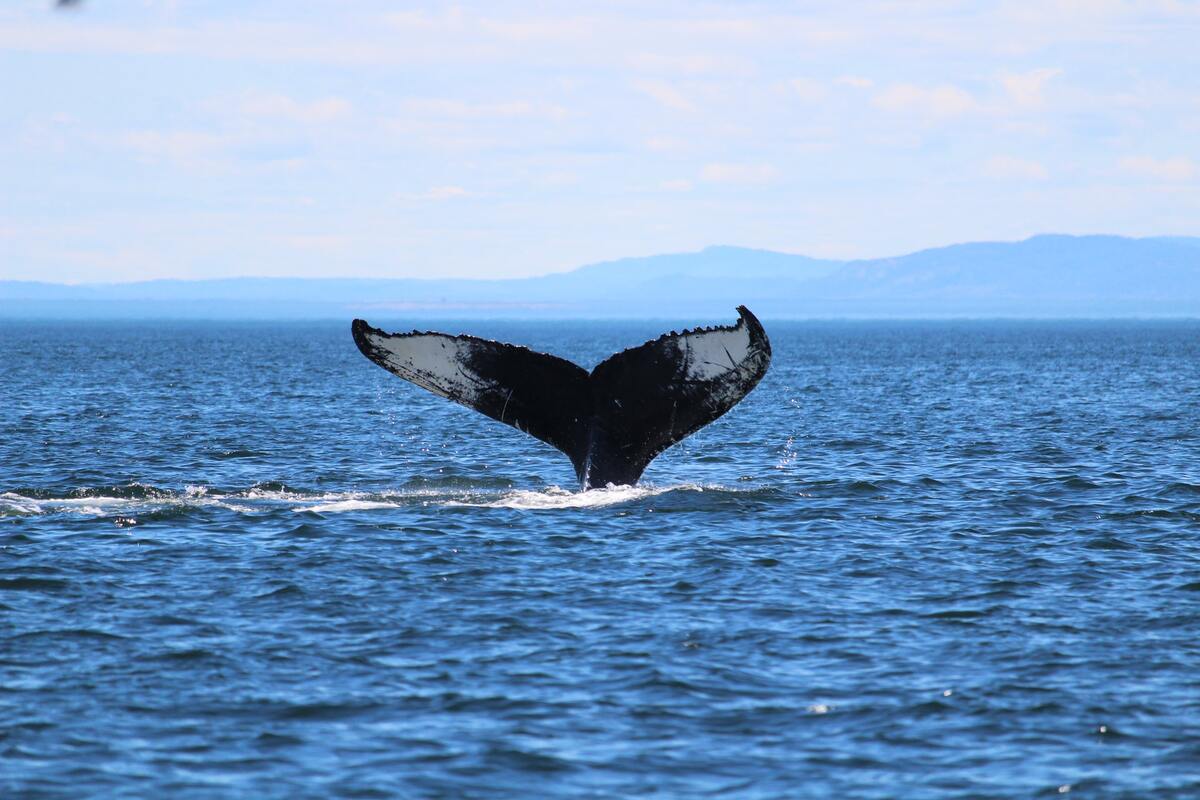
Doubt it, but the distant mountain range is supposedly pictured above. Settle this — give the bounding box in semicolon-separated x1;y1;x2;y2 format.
3;234;1200;319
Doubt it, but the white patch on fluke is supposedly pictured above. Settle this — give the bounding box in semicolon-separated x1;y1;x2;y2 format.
675;325;754;381
365;332;490;402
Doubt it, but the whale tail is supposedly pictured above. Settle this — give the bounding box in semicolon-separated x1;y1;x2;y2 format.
351;306;771;489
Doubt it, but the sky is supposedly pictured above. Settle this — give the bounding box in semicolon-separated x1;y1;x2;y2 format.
1;0;1198;282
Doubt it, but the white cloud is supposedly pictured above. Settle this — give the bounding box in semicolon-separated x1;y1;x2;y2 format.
383;9;472;31
539;172;580;187
644;137;691;153
118;130;233;166
789;78;828;103
115;128;310;173
983;155;1049;180
400;98;567;120
476;16;596;42
235;93;351;123
700;163;779;184
836;75;874;89
1119;156;1198;181
1001;68;1062;108
872;83;978;117
278;234;350;252
395;186;475;203
633;80;696;112
0;19;405;66
627;52;750;76
426;186;472;200
673;17;764;38
659;179;693;191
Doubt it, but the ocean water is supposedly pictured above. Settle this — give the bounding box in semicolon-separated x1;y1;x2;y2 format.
2;319;1199;799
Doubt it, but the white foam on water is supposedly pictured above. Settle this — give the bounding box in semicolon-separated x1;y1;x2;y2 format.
0;495;138;516
445;483;707;510
286;488;455;513
0;493;43;516
49;497;134;508
0;489;256;517
2;483;746;517
243;488;319;502
301;499;405;513
244;487;421;504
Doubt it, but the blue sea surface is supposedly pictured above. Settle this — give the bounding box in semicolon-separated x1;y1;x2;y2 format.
2;319;1199;798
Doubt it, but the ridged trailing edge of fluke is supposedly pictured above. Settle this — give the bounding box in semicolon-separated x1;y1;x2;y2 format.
351;306;771;490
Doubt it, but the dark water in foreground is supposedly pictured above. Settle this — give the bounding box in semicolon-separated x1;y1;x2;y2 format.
2;320;1199;799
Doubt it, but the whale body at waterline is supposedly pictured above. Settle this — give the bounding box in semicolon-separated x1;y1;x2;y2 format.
351;306;771;489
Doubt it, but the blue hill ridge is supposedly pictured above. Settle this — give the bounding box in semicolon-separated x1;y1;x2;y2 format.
2;235;1198;319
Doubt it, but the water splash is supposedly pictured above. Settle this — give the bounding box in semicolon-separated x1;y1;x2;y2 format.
0;482;740;517
0;484;253;517
303;498;408;513
445;483;705;510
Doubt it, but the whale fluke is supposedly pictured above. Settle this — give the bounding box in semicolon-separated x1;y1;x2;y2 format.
351;306;771;489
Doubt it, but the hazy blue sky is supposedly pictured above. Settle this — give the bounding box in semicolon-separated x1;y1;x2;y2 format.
2;0;1198;281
